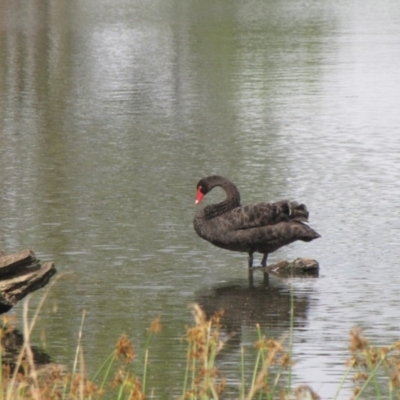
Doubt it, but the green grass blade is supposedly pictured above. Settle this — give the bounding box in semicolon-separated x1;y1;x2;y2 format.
99;352;117;391
332;365;352;400
142;349;149;394
182;343;192;399
92;350;116;382
352;358;384;400
287;282;294;395
240;346;246;399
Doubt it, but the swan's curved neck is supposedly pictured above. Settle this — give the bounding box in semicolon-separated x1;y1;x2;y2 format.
203;179;241;219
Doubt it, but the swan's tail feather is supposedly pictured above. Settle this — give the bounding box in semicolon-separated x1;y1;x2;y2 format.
290;202;310;222
275;201;310;222
287;202;320;239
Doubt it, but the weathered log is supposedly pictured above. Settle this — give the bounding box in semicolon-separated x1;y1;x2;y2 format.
0;249;56;314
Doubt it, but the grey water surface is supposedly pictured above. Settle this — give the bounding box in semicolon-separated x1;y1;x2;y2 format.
1;0;400;398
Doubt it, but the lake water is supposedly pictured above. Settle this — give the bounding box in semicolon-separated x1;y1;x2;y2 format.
1;0;400;398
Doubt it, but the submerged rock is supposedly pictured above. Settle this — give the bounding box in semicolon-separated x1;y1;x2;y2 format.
257;257;319;277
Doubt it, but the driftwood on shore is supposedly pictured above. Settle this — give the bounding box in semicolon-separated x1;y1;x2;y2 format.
0;249;56;314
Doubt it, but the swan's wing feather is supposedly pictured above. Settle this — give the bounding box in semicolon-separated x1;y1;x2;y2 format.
221;201;309;231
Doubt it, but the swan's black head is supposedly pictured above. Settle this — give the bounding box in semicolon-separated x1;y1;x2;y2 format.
195;175;229;204
195;178;209;204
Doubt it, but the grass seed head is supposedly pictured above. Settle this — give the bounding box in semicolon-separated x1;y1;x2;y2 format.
126;375;146;400
148;316;162;334
191;303;206;326
1;315;18;334
293;385;321;400
352;372;369;382
70;373;103;398
210;309;224;328
116;334;135;364
349;328;368;353
393;341;400;352
351;385;361;399
279;353;293;369
390;370;400;388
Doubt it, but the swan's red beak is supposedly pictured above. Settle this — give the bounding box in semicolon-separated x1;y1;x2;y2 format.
195;188;204;205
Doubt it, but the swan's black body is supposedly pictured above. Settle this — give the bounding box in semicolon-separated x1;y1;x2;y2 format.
193;175;320;268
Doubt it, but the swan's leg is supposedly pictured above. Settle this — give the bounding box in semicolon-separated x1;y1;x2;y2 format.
248;267;254;287
248;253;254;269
261;254;268;267
261;253;269;283
263;271;269;286
247;253;255;285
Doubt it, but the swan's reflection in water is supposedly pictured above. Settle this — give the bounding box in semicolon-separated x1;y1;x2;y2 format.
194;276;315;397
195;275;312;345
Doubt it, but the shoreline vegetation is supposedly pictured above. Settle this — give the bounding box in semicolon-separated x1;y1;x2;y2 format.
1;289;400;400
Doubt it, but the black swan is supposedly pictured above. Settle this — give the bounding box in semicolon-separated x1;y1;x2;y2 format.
193;175;320;269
